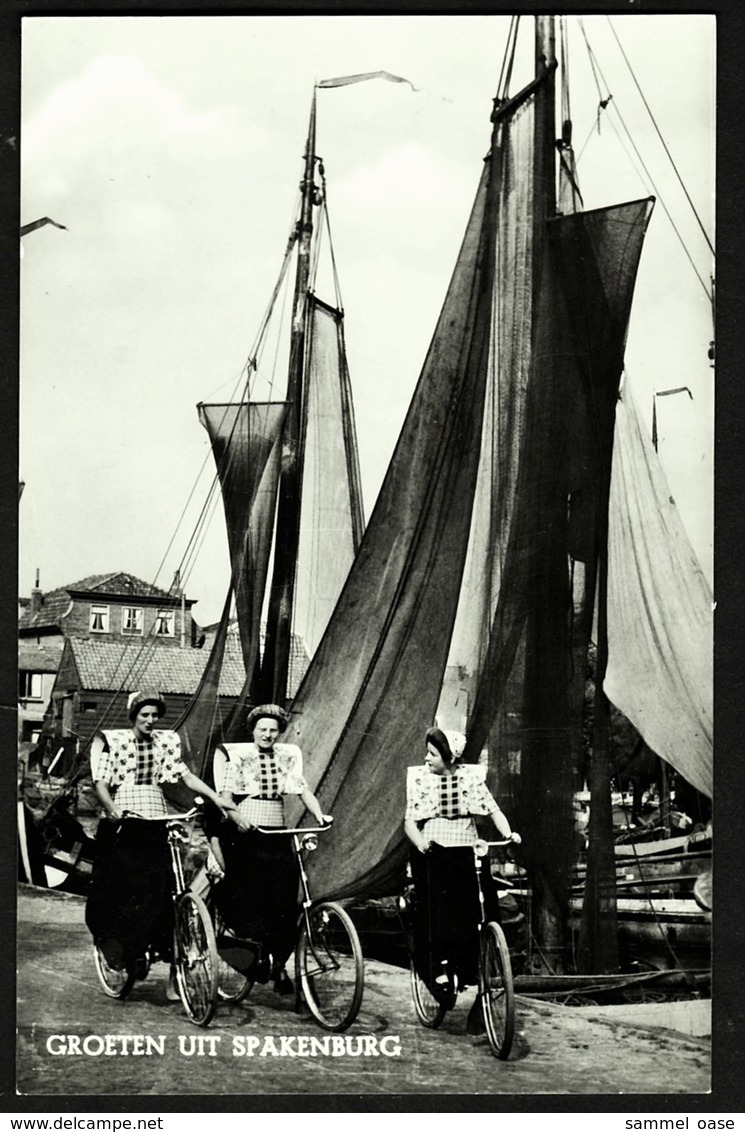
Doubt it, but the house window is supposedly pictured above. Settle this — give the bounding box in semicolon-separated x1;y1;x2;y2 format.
19;671;43;700
155;609;175;637
89;604;110;633
121;606;144;635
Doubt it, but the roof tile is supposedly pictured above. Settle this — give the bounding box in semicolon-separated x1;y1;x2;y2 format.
18;640;65;672
68;637;246;697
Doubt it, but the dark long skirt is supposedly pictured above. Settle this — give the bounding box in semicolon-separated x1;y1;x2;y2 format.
409;842;501;991
210;827;300;969
85;818;173;967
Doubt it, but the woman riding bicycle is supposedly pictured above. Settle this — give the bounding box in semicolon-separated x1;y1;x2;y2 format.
85;690;235;987
404;727;520;1029
207;703;332;997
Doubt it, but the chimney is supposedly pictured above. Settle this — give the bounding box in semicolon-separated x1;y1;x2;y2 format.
30;569;42;615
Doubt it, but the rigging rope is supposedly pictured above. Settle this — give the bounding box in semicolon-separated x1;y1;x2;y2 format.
495;15;520;104
605;16;714;259
576;19;713;306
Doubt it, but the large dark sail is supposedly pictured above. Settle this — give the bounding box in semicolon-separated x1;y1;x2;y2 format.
463;197;654;970
285;155;501;899
286;55;653;964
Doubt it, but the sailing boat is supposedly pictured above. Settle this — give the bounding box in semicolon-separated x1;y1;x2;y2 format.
18;89;369;882
178;89;367;771
261;14;712;983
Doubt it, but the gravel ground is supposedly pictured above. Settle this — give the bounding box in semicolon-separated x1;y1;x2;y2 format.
15;885;710;1098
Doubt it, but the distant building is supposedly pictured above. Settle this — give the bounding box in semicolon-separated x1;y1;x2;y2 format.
19;571;197;649
44;635;247;768
19;570;199;758
20;571;311;773
18;639;63;746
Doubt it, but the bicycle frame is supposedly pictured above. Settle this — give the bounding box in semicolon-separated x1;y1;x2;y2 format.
251;823;364;1030
255;824;331;938
473;837;514;930
121;805;201;905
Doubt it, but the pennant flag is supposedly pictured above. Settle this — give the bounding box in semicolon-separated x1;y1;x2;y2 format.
317;71;418;91
20;217;68;237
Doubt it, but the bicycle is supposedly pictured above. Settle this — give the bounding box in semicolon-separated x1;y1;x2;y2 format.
210;823;364;1031
405;837;516;1059
92;806;219;1027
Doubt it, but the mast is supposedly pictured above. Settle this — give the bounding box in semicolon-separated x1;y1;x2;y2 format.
523;13;573;973
260;93;318;705
533;16;556;260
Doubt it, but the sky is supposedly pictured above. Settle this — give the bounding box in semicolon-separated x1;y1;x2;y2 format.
20;13;715;628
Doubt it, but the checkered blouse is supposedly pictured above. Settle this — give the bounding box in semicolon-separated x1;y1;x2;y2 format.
92;729;190;820
406;763;498;848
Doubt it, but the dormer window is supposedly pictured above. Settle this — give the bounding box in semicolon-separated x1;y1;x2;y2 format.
19;671;43;700
122;606;144;635
155;609;175;637
89;604;110;633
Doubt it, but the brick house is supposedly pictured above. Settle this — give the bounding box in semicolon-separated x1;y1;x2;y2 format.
20;571;311;774
19;571;200;762
46;635;247;764
19;571;197;651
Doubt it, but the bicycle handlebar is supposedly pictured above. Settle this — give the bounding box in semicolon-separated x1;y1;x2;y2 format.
120;806;201;823
255;822;332;835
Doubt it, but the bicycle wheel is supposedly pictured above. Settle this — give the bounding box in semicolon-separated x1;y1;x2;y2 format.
173;892;219;1026
92;942;135;999
479;921;515;1059
212;911;253;1003
296;901;364;1031
409;960;446;1028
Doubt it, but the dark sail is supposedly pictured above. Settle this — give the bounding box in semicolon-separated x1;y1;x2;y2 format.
198;401;287;676
463;197;654;970
285;155;499;899
175;402;287;777
285;62;652;957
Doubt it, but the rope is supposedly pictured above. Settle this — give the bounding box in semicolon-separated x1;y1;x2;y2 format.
605;15;714;258
576;20;712;306
495;16;520;104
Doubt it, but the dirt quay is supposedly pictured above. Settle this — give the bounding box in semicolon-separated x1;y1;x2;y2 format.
16;885;710;1097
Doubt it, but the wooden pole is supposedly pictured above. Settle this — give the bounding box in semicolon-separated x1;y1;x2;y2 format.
261;93;318;705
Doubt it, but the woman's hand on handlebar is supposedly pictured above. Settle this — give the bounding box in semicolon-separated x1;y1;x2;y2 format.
228;810;253;834
215;796;238;821
509;831;522;845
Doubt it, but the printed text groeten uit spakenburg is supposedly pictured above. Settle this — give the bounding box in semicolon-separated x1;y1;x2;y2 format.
45;1033;402;1058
